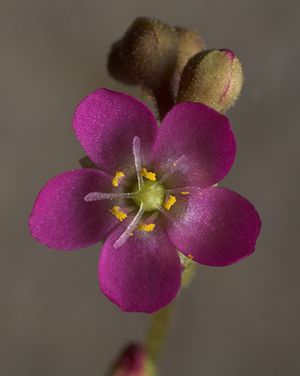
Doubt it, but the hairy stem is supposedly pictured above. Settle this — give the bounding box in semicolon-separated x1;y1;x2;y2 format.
145;304;174;364
145;258;196;366
152;85;175;121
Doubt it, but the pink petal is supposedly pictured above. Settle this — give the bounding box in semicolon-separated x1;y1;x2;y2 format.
166;187;261;266
73;88;158;173
153;102;236;188
29;169;118;250
98;222;181;313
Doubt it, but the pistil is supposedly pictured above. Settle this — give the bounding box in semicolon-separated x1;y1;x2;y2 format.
133;180;165;212
133;136;144;190
85;191;139;201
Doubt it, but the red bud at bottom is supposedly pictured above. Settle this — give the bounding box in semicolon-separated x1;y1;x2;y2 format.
110;343;155;376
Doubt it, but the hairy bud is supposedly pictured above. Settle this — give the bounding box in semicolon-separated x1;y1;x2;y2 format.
107;17;178;89
177;49;244;112
110;344;155;376
171;27;204;94
107;39;139;85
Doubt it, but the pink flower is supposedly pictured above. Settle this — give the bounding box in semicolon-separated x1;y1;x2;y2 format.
29;89;261;313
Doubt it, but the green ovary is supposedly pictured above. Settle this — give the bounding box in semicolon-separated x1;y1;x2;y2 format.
133;180;165;212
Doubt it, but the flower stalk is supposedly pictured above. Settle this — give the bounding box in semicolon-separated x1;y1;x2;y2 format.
145;258;196;366
145;304;174;365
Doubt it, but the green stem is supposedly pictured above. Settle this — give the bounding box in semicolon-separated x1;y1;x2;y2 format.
145;256;196;367
145;304;174;364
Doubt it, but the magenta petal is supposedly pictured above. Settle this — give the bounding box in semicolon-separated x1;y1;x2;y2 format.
153;102;236;188
166;187;261;266
29;169;118;251
73;88;158;172
99;224;181;313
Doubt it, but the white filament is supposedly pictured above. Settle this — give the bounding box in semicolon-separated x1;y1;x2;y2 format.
84;191;138;202
132;136;144;190
113;203;145;249
157;155;186;184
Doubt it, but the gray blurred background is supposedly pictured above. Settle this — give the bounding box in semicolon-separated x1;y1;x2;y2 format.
1;0;299;375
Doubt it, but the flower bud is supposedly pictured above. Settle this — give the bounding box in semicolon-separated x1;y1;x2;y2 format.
107;17;178;89
177;49;244;113
171;27;204;94
107;39;139;85
110;344;155;376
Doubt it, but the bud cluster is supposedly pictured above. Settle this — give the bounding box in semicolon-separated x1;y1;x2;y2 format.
108;16;243;116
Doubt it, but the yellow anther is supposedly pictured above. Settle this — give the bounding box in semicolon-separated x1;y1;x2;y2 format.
137;223;156;232
112;171;125;187
110;206;127;222
180;191;190;195
141;167;156;181
163;195;176;210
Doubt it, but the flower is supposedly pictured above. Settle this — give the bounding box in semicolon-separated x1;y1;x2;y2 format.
29;88;261;313
110;343;155;376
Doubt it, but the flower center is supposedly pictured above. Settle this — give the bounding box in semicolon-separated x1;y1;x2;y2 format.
84;137;186;249
132;180;165;212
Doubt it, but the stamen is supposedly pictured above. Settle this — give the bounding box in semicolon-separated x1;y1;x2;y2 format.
141;168;156;181
157;205;172;219
110;206;128;222
163;195;176;210
164;187;193;195
114;203;145;249
157;155;186;184
84;191;138;202
112;171;125;187
146;210;159;223
137;223;156;232
132;136;144;190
